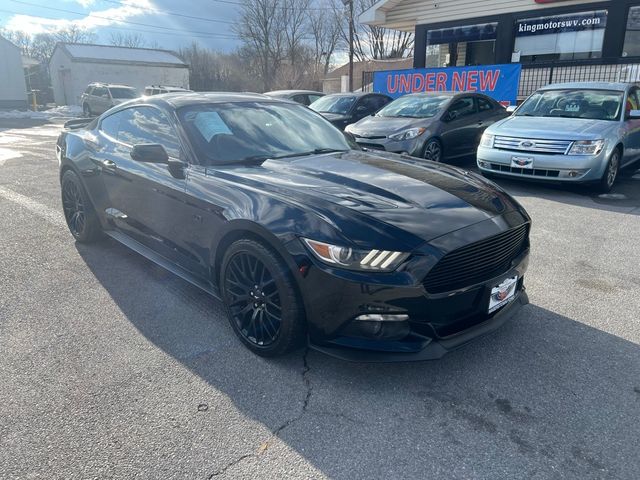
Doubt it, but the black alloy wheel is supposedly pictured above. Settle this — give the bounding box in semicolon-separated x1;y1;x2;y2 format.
423;139;443;162
61;170;102;242
221;239;305;356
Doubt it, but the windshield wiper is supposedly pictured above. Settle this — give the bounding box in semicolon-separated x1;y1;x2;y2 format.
272;148;349;159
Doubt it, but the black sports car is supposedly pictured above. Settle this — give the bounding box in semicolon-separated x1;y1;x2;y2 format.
57;92;530;361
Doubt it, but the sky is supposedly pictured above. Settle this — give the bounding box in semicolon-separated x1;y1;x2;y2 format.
0;0;242;52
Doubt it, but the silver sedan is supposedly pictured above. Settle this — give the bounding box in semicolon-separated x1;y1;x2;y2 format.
477;82;640;192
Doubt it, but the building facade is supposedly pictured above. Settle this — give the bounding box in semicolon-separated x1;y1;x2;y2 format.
361;0;640;97
0;35;28;109
50;43;189;106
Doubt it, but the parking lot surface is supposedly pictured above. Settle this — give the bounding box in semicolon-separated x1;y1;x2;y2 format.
1;118;639;479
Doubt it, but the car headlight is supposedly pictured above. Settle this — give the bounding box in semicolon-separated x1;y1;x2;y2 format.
480;133;495;148
302;238;409;272
568;139;605;155
344;124;355;134
388;127;426;141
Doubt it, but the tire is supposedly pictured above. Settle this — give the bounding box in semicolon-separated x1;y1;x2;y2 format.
423;138;443;162
593;148;620;194
61;170;103;243
220;238;305;357
83;103;92;117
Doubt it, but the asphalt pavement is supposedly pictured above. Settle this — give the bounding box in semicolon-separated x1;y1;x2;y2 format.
1;118;639;479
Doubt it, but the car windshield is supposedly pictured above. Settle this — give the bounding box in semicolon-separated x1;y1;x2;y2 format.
109;87;138;99
309;95;355;115
178;101;351;165
376;95;451;118
516;89;623;121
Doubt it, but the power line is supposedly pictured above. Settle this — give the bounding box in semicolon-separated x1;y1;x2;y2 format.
210;0;340;12
95;0;235;25
6;0;240;38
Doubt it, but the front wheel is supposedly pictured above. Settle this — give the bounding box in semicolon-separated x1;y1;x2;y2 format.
593;149;620;194
220;239;305;357
423;138;443;162
82;103;92;117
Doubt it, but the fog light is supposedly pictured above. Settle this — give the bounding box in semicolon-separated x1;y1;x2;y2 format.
354;314;409;322
478;161;488;168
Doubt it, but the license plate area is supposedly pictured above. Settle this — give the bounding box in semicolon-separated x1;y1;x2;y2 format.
511;156;534;169
488;276;518;313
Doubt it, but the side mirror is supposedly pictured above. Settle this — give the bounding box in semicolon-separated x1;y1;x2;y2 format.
130;144;169;163
628;109;640;120
506;105;517;113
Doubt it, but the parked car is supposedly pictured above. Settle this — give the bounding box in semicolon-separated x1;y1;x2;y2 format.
264;89;325;106
477;82;640;192
346;92;508;162
309;92;392;130
57;92;530;360
80;83;139;116
144;85;192;96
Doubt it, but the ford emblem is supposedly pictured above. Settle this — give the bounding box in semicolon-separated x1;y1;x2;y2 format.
520;140;535;148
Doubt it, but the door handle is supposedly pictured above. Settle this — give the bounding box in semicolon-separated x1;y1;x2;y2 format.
101;159;117;169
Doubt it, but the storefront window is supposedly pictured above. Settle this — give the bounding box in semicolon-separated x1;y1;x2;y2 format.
514;10;607;63
623;6;640;57
426;22;497;68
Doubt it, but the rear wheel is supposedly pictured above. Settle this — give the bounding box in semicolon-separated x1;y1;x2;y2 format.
423;138;443;162
61;170;103;243
220;239;305;357
593;149;620;194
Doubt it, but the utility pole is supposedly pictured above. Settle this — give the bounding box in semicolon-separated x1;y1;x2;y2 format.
343;0;354;92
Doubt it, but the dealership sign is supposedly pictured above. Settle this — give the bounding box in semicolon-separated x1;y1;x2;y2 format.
516;11;606;36
373;64;522;106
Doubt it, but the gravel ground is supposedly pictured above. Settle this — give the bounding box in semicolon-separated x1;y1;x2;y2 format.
1;118;639;479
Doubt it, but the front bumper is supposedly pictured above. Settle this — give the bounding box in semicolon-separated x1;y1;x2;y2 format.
477;146;607;183
288;235;530;362
354;136;423;156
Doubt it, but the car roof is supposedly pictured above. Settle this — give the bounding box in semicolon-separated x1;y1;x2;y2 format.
90;83;135;89
143;91;283;108
264;90;324;96
321;92;386;98
538;82;634;92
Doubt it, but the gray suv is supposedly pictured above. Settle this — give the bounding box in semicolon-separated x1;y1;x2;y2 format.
81;83;139;116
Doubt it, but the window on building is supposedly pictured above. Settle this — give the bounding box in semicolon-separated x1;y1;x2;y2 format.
623;6;640;58
425;22;497;68
514;10;607;63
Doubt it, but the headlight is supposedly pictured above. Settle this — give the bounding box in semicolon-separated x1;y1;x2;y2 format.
302;238;409;272
568;139;605;155
480;133;495;148
388;127;426;141
344;124;355;134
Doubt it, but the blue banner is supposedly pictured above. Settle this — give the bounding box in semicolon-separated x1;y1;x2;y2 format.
373;64;522;106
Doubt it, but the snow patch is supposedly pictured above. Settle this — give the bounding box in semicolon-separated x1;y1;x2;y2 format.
0;148;22;165
0;105;82;119
598;193;628;200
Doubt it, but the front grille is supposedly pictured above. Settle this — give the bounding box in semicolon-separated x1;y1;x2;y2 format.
423;224;529;294
359;143;386;151
494;136;572;155
489;163;560;178
354;133;386;140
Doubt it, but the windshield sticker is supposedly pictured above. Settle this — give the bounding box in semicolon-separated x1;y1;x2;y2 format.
192;112;232;141
565;103;580;112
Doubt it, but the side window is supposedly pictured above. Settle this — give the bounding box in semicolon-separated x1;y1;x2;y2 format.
292;94;309;105
477;97;494;112
358;96;380;113
308;94;323;104
374;95;391;110
446;97;476;120
99;111;124;139
93;87;108;98
626;88;640;114
85;86;94;95
118;106;181;158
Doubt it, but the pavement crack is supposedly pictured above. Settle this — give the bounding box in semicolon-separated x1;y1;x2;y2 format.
207;454;254;478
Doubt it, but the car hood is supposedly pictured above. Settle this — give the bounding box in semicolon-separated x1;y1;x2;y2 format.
207;151;521;249
318;112;350;122
488;115;616;139
350;116;434;137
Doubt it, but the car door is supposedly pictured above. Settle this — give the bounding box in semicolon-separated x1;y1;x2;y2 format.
622;87;640;166
91;87;110;114
439;96;479;158
474;96;507;147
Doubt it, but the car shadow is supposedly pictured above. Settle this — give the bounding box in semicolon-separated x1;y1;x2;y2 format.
448;155;640;215
75;239;640;478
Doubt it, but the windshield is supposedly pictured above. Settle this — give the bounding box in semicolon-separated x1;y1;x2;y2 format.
310;95;355;115
109;87;138;99
516;89;623;121
178;102;351;165
376;95;451;118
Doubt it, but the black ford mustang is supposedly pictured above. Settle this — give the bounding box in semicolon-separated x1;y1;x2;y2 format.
57;92;530;361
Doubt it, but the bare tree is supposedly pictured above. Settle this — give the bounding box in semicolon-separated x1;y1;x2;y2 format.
307;6;341;78
53;25;96;44
109;32;146;48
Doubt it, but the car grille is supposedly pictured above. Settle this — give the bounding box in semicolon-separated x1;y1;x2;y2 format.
353;133;386;140
489;163;560;178
360;143;386;151
494;136;572;155
423;224;529;294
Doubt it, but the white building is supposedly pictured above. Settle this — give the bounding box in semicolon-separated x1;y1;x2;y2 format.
0;35;28;109
50;43;189;106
